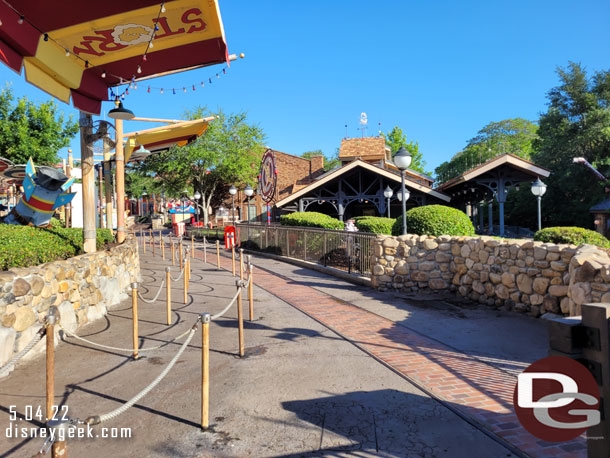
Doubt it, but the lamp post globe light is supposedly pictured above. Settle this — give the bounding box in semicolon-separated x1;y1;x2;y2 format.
393;147;412;235
229;185;237;224
531;177;547;231
194;191;201;225
244;185;254;225
383;185;393;218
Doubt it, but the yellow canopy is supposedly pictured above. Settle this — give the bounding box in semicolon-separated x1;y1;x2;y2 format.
124;119;209;162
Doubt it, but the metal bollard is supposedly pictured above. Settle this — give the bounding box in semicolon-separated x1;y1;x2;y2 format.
165;267;172;325
131;282;139;360
201;313;210;429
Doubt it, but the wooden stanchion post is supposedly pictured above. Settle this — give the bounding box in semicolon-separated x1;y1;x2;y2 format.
231;245;236;277
186;250;191;289
165;267;172;325
162;236;165;260
152;232;156;256
191;235;195;258
159;231;162;251
46;307;58;420
201;313;210;429
171;241;175;266
179;240;184;271
183;256;188;305
239;249;244;283
248;258;254;321
216;241;220;270
237;280;244;357
131;283;139;360
143;231;146;254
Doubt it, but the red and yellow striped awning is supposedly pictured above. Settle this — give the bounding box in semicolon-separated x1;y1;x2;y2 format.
124;119;208;162
0;1;228;114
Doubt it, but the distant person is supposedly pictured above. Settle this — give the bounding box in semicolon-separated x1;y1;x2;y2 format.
344;219;358;232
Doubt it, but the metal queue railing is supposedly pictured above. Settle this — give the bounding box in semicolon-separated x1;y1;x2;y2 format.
189;223;375;277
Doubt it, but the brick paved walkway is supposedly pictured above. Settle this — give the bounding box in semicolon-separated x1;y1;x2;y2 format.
205;246;586;458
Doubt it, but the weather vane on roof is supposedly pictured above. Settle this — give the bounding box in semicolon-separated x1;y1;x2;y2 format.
358;112;368;138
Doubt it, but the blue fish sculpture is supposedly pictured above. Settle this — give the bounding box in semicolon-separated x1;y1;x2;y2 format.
3;158;75;227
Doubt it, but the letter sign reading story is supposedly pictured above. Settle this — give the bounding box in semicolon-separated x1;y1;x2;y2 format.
513;356;600;442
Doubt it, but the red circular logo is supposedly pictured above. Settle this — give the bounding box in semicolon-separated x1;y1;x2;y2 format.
513;356;600;442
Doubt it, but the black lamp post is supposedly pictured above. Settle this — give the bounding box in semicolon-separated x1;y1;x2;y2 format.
244;185;254;225
531;177;547;231
229;185;237;224
194;191;201;225
393;147;413;235
383;185;393;218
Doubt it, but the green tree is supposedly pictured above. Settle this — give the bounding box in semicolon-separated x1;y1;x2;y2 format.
435;118;538;185
382;126;427;174
0;87;78;165
136;108;265;225
301;149;340;171
529;62;610;227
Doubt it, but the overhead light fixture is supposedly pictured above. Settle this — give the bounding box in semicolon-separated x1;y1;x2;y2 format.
108;100;135;120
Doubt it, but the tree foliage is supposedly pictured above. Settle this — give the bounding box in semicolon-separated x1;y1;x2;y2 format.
0;87;78;165
435;118;538;184
382;126;427;174
530;62;610;227
135;108;265;224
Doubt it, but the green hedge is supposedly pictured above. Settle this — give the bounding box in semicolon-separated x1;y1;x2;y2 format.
354;216;394;234
0;222;114;270
279;212;343;230
534;227;610;249
392;205;475;237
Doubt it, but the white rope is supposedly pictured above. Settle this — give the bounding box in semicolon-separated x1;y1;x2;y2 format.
137;279;166;304
86;319;200;425
59;324;194;353
210;276;250;320
0;327;45;377
170;265;185;282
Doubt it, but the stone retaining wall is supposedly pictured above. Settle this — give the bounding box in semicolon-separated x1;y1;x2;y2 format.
0;237;140;373
371;234;610;317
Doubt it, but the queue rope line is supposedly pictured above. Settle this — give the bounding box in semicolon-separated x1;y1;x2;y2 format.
58;323;194;354
137;278;166;304
83;317;201;426
0;327;46;377
211;276;250;321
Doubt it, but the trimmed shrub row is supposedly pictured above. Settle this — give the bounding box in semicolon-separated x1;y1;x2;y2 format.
534;226;610;249
0;221;114;270
354;216;394;234
392;205;475;237
280;212;344;230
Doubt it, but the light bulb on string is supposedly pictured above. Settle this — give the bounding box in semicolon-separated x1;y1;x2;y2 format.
216;73;219;79
172;88;175;95
85;61;89;68
183;87;186;93
137;65;142;74
161;4;166;13
101;70;106;78
149;41;153;49
143;54;147;62
192;85;195;91
65;49;70;57
43;33;49;42
201;82;204;87
160;88;163;94
147;86;151;93
134;83;137;90
17;16;24;24
0;19;3;26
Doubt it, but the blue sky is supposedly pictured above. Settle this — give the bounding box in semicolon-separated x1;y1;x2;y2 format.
1;0;608;174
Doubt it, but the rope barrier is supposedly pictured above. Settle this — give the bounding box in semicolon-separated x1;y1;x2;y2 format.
170;264;186;282
137;279;166;304
211;276;250;321
0;327;46;377
59;323;194;354
84;317;201;426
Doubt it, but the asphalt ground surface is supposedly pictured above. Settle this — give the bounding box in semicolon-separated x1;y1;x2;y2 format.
0;237;538;457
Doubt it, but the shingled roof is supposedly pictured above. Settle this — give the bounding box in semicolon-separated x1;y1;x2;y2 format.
339;137;388;159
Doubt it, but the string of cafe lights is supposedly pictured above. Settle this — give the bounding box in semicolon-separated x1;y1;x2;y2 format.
0;2;239;102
